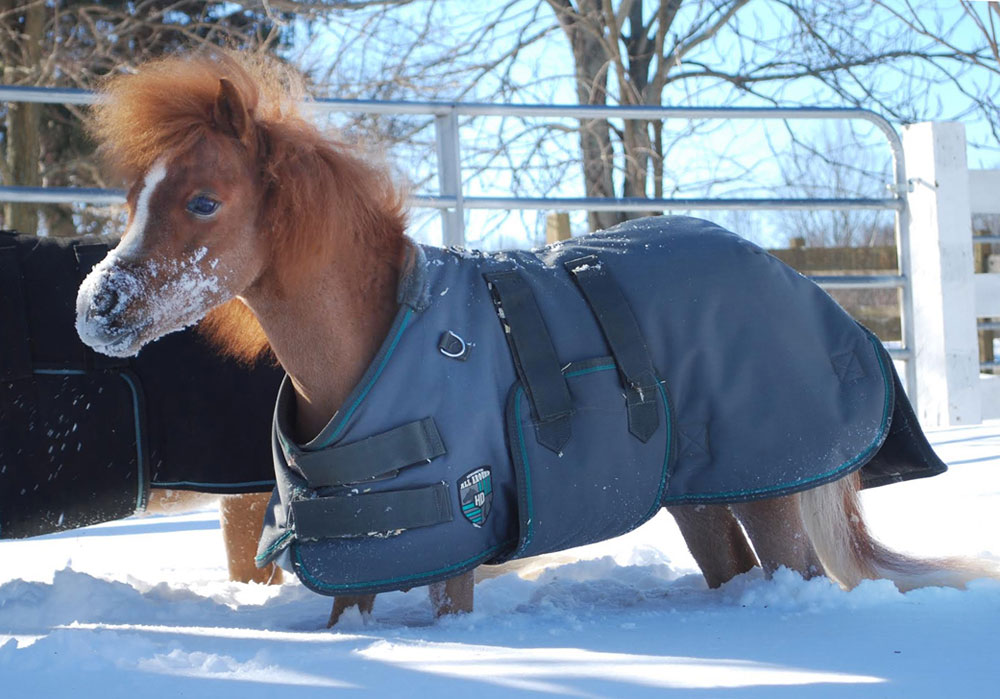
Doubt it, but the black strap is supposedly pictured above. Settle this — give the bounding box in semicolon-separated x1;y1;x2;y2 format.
74;242;128;371
291;418;446;488
484;269;572;453
565;255;660;443
0;241;32;381
291;483;453;539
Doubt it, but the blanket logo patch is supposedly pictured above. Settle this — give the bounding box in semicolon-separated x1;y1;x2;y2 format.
459;467;493;527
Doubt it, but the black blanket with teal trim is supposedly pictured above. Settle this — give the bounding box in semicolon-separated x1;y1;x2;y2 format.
1;231;283;538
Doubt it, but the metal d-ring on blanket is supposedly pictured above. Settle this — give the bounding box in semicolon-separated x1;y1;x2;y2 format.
438;330;468;360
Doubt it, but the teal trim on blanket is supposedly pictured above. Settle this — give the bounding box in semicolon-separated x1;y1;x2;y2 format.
639;379;672;522
513;361;672;556
291;539;514;593
152;480;276;489
565;364;616;378
256;529;294;564
117;371;147;512
32;368;147;513
512;386;533;556
311;308;414;450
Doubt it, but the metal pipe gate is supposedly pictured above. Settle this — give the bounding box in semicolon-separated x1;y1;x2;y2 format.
0;85;916;396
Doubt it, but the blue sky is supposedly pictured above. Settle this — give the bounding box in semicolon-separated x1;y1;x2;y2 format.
290;1;998;248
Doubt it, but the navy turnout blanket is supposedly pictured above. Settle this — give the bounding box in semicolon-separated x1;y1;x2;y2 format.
257;216;946;595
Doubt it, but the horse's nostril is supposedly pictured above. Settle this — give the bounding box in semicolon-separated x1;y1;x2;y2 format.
92;287;119;316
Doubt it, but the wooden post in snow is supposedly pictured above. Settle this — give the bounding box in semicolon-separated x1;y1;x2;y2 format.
546;213;571;244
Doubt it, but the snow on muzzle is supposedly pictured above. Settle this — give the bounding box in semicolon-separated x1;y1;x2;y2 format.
76;247;222;358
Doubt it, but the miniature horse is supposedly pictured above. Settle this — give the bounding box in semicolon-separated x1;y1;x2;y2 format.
76;52;992;625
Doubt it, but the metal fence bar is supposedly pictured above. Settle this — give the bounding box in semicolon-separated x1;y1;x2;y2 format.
307;100;910;209
433;110;464;247
888;347;912;361
460;196;903;212
809;274;904;290
0;81;900;190
0;186;905;213
0;85;94;105
0;90;908;215
0;185;125;205
0;84;914;390
898;200;918;398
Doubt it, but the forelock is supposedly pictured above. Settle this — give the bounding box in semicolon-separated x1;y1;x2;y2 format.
88;50;304;180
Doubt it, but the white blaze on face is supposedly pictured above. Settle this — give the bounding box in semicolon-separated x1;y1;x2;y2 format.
115;157;169;260
75;157;226;358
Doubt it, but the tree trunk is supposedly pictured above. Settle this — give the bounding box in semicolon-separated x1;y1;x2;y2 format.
2;0;44;235
621;0;653;204
549;0;624;231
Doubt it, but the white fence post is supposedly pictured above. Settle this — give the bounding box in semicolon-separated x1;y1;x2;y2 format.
902;121;981;426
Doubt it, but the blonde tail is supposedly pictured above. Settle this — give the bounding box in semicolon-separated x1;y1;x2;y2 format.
798;473;997;591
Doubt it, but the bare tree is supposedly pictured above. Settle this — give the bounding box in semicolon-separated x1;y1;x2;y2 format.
290;1;999;242
770;122;895;247
2;0;45;234
4;1;998;245
0;0;296;235
542;1;1000;231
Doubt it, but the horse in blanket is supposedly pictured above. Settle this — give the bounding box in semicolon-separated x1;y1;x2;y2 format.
73;51;994;626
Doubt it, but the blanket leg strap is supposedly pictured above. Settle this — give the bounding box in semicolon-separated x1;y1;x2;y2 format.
290;483;453;539
289;417;446;488
565;255;660;443
484;269;573;454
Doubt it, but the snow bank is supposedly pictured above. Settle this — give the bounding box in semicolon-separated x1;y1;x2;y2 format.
1;423;998;697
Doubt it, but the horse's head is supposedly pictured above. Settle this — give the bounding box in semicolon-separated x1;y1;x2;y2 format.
77;74;268;358
77;52;407;361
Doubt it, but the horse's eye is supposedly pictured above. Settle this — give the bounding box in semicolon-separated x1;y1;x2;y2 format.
186;195;221;217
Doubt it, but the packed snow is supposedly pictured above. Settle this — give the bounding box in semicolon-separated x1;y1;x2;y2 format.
1;422;998;697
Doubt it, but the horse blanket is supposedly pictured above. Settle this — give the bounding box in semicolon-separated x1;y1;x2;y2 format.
0;230;282;538
256;216;946;595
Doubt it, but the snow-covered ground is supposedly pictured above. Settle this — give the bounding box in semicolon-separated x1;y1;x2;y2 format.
2;422;998;697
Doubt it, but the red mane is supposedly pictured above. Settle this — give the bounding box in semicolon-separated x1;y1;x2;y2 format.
89;51;408;363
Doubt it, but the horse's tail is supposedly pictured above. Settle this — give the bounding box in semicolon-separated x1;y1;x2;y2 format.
798;472;997;591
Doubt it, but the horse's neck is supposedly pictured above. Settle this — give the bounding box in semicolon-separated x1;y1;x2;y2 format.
245;246;402;444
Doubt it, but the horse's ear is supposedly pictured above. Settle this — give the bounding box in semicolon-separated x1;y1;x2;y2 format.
213;78;251;141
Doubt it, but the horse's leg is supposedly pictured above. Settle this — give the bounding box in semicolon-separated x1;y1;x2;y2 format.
327;595;376;627
429;571;475;617
667;504;758;588
729;493;824;579
145;488;219;514
219;492;283;585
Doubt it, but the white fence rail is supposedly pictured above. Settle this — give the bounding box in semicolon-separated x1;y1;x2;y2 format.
971;170;1000;216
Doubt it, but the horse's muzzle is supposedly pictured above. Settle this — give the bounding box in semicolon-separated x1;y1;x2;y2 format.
75;257;149;357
